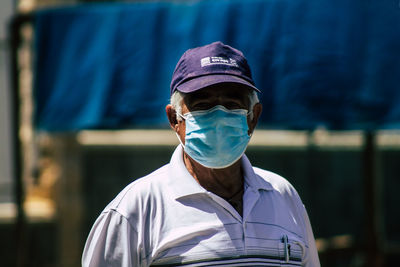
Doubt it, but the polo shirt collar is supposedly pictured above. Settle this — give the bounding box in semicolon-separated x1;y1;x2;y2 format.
167;145;273;200
168;145;207;200
241;152;274;192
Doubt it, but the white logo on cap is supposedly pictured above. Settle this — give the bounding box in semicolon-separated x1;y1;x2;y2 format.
201;57;238;67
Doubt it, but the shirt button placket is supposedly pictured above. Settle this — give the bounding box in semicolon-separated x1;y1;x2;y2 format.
243;221;247;249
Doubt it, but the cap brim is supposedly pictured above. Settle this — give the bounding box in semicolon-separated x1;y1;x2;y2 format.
176;74;260;94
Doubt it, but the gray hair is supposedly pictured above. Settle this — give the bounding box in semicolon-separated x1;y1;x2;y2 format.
170;89;259;121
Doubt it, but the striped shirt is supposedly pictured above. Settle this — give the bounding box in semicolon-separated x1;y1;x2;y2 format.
82;145;320;267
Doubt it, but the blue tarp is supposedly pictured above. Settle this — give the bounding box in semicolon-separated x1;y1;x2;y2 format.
33;0;400;131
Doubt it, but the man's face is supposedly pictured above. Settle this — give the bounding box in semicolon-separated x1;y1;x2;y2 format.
175;83;257;145
166;82;262;168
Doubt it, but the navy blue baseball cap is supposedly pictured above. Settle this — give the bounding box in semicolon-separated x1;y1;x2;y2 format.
170;41;260;96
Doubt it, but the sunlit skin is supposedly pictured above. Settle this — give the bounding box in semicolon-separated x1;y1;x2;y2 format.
166;83;262;203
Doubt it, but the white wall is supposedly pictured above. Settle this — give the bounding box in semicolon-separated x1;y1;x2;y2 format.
0;0;14;202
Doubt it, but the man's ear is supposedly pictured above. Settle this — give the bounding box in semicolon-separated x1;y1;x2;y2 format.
248;103;262;135
166;104;179;131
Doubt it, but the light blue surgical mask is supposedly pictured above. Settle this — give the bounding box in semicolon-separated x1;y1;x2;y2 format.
177;105;251;169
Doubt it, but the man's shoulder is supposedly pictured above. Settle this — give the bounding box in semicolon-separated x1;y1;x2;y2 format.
103;163;171;214
252;166;299;196
251;166;305;217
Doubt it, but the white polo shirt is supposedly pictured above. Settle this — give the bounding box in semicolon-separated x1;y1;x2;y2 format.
82;145;320;267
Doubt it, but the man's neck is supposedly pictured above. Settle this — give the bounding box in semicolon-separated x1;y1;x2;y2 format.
183;152;244;200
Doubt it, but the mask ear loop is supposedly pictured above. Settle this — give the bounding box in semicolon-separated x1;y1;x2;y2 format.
175;111;186;149
175;132;185;149
247;110;254;137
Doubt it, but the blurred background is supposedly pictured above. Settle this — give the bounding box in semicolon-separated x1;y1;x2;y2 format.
1;0;400;266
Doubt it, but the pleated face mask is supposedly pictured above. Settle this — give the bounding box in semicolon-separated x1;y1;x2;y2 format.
177;105;251;169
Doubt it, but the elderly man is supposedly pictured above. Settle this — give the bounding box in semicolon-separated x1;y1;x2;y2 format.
82;41;320;266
